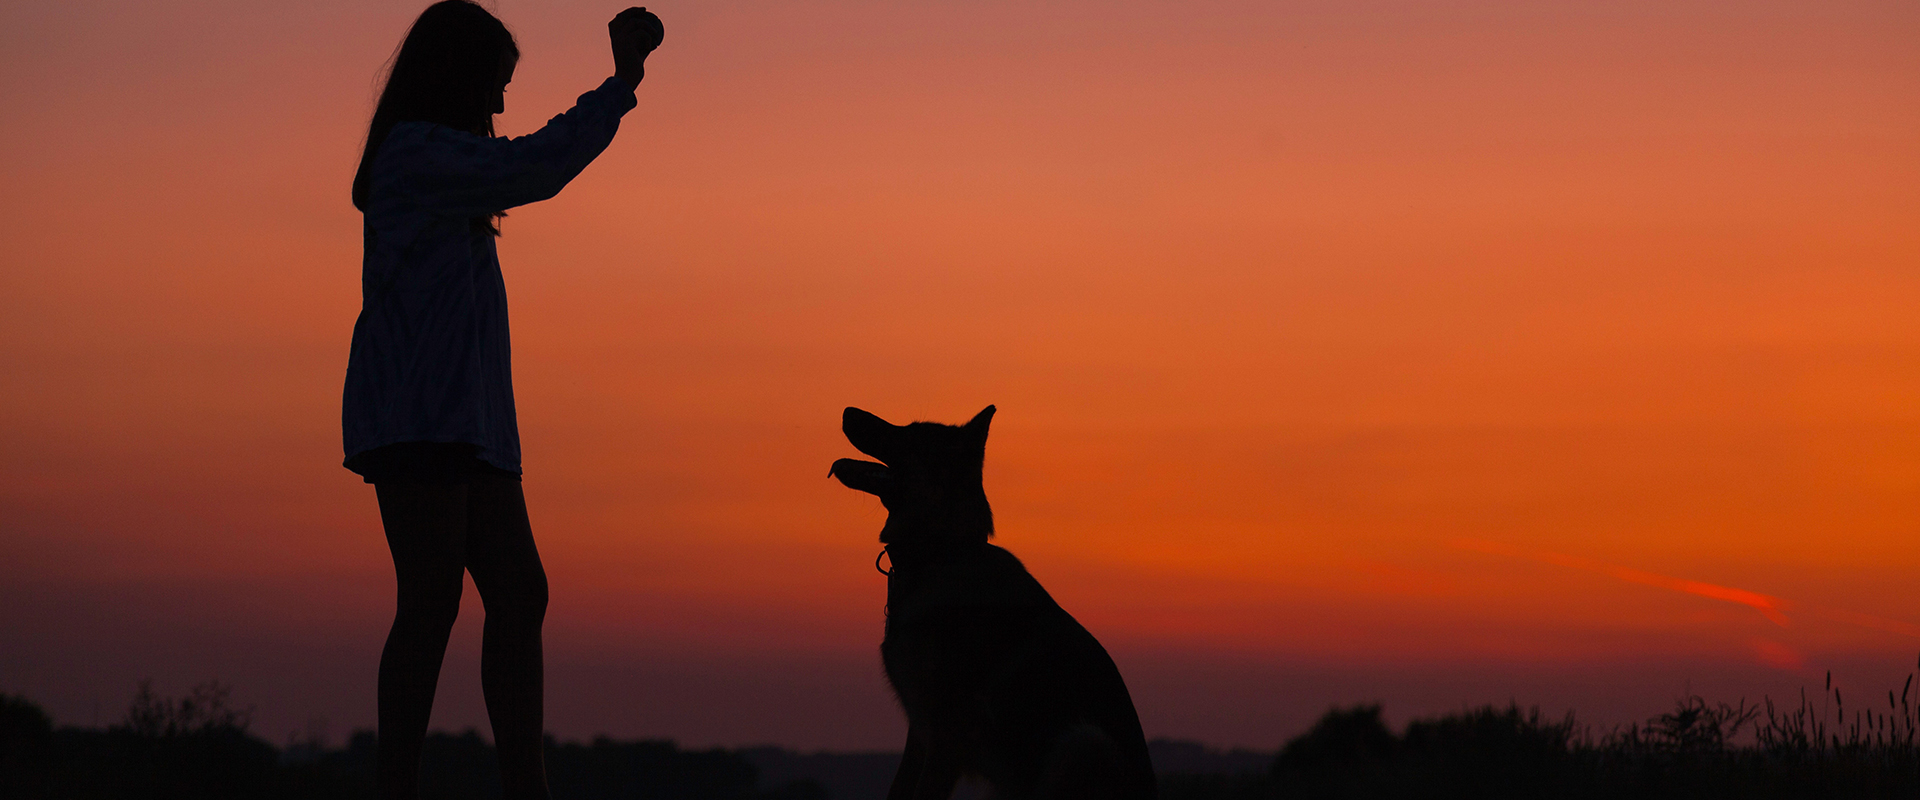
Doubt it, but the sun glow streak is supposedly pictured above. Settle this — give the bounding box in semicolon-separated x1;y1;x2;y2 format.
1451;538;1791;626
1454;539;1920;642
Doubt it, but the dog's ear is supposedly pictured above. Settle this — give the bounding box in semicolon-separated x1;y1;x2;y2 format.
843;407;902;464
965;405;995;444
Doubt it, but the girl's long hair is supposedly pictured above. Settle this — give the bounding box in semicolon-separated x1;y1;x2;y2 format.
353;1;518;235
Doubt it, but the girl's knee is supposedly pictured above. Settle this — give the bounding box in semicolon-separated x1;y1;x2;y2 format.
395;599;462;635
482;571;548;623
395;579;464;632
509;578;549;621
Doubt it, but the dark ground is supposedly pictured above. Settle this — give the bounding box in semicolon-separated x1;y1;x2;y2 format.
5;674;1918;799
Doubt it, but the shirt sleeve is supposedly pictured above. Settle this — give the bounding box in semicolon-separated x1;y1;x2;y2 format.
384;78;639;217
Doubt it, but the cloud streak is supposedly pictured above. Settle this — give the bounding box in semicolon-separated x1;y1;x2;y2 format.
1454;539;1920;643
1451;538;1790;626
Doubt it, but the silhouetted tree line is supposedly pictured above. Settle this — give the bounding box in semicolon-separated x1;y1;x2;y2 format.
1167;664;1920;800
6;670;1919;799
0;682;826;800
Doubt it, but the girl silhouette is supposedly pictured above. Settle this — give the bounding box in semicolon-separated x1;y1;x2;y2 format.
342;3;662;797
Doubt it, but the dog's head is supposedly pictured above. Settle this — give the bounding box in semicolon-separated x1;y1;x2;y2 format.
831;405;996;546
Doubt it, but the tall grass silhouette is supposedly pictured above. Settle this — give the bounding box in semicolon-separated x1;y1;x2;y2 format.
1238;653;1920;800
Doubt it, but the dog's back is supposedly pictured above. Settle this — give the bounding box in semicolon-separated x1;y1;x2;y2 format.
883;544;1154;799
833;406;1155;799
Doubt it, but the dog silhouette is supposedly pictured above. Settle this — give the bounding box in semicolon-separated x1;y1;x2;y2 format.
832;406;1157;800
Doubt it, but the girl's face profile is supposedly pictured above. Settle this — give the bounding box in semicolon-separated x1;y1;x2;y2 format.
492;54;517;116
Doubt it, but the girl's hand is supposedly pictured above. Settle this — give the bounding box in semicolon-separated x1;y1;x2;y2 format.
610;7;664;89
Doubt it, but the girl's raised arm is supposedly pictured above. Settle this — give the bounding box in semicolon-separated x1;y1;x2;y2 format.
374;8;663;218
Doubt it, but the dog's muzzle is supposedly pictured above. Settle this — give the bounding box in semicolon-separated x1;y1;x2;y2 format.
830;458;893;496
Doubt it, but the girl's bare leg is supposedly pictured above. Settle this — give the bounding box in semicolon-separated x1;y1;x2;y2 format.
465;473;550;800
374;482;470;800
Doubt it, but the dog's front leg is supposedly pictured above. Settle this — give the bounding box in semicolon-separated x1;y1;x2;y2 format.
889;724;963;800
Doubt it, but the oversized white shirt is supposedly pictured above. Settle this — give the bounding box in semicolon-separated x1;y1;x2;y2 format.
343;78;637;474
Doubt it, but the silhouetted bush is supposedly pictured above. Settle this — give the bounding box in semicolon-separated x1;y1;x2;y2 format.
1270;704;1399;798
1;693;56;798
1394;705;1579;798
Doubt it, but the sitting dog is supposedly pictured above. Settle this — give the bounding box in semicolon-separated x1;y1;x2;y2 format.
831;405;1157;800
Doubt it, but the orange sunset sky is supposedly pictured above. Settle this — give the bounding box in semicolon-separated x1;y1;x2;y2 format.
3;0;1918;750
